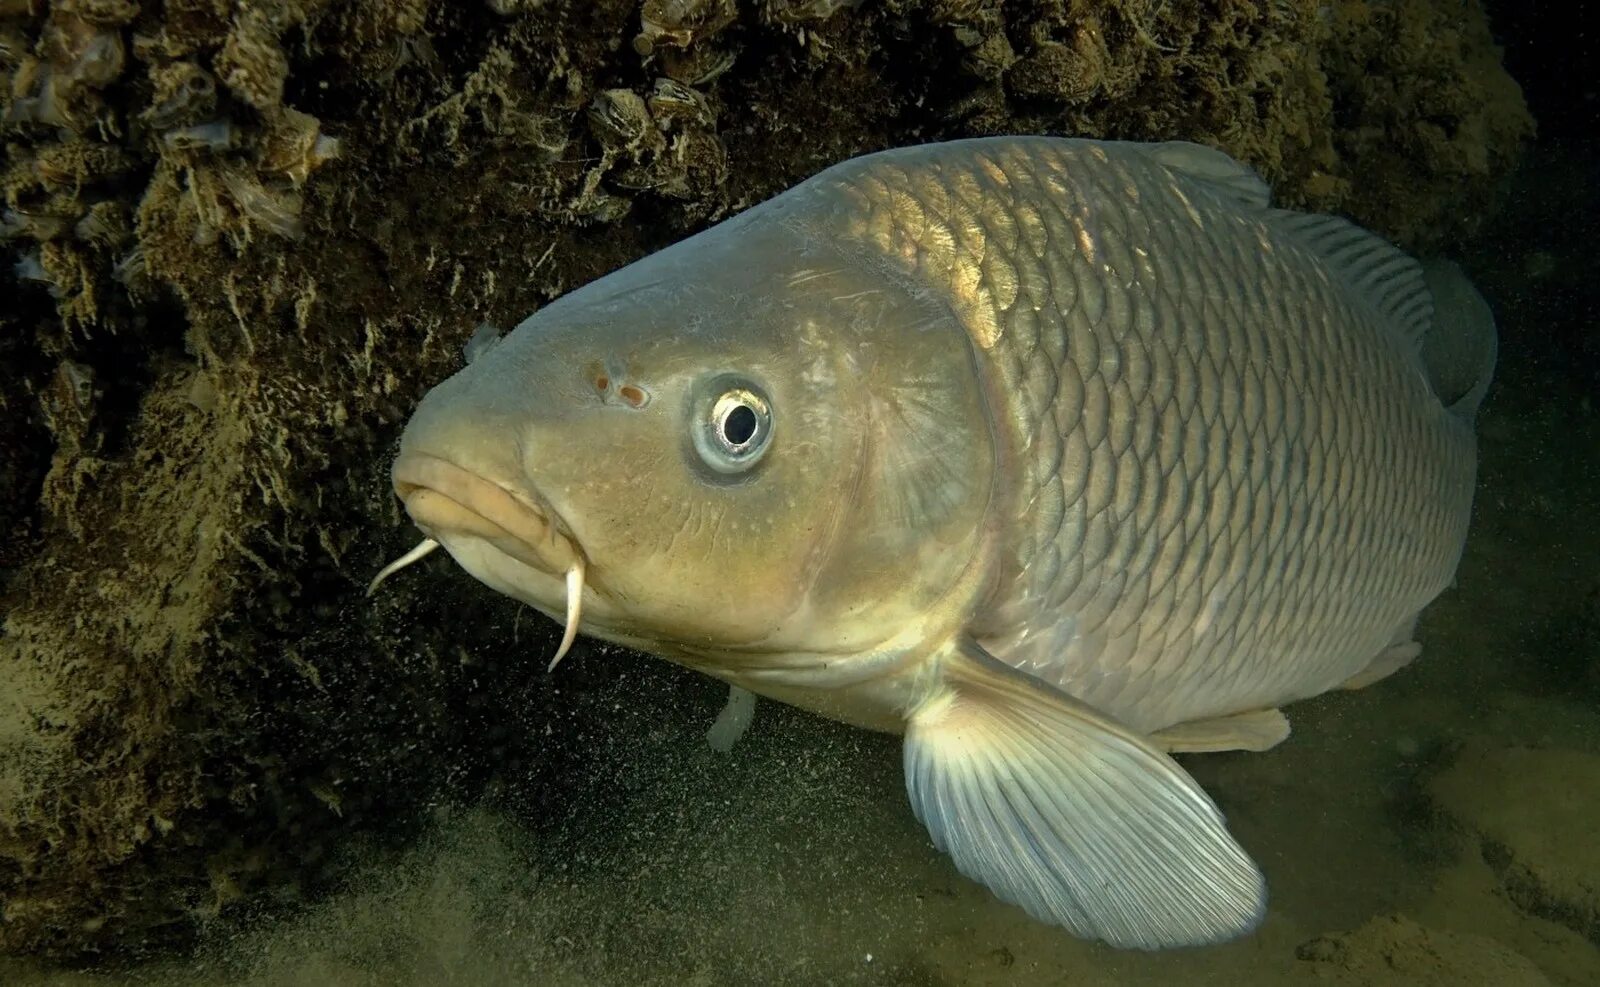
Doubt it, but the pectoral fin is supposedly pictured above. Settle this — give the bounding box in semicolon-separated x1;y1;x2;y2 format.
902;639;1266;950
705;684;757;752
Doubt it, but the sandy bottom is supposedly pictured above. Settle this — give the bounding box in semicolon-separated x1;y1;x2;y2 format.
8;203;1599;987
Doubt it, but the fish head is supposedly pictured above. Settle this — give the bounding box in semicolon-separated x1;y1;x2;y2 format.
391;203;997;668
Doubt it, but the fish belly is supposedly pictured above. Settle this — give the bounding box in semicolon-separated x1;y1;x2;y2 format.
822;138;1479;734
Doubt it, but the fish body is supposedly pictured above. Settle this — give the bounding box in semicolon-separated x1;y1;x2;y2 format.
383;137;1496;950
882;139;1482;736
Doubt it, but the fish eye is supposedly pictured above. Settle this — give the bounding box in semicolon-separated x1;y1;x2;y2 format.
693;378;774;474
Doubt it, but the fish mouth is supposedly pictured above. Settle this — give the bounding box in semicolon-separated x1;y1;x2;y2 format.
391;453;580;577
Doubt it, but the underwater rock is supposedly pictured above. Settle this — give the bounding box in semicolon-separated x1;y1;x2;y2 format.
0;205;69;240
587;87;661;158
1006;32;1104;104
214;7;288;113
635;0;739;83
645;77;715;132
142;60;219;130
259;107;342;186
636;0;736;54
56;0;140;29
763;0;864;28
1429;744;1600;946
70;199;128;249
4;7;126;135
25;138;135;192
158;118;236;152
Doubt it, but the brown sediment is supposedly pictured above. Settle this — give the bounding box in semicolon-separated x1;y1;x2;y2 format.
1429;744;1600;947
1294;914;1552;986
0;0;1531;960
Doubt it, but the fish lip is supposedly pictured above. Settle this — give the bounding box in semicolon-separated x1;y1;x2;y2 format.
391;453;580;576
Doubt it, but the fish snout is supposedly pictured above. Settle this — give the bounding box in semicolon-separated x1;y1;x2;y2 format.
392;453;580;577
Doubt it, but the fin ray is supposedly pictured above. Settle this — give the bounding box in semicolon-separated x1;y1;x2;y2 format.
1140;140;1273;208
903;640;1267;950
1267;210;1433;349
1152;708;1291;754
1132;138;1442;356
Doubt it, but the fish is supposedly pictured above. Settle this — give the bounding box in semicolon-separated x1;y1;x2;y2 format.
372;136;1497;950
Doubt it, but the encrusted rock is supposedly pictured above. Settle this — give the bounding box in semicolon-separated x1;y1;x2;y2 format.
143;61;218;129
588;87;661;157
71;198;127;248
215;8;287;112
636;0;737;54
259;107;341;186
646;77;716;132
764;0;863;27
56;0;140;28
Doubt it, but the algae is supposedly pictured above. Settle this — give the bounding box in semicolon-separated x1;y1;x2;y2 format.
0;0;1533;961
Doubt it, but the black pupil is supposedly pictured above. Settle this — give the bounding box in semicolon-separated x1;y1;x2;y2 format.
722;404;758;447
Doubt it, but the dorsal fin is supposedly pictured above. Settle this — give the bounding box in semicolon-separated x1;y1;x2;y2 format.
1133;139;1434;350
1266;211;1434;351
1140;141;1273;209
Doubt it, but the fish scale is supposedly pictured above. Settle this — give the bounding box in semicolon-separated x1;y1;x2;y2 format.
817;138;1476;733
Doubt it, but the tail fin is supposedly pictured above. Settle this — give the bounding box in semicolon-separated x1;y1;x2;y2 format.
1419;260;1498;422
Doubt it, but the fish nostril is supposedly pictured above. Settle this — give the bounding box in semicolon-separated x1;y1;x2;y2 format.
594;374;610;393
618;384;648;408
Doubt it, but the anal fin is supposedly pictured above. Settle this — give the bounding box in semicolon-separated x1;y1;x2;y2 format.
1340;641;1421;691
1152;708;1290;754
902;638;1266;950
